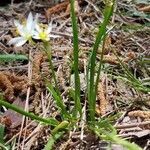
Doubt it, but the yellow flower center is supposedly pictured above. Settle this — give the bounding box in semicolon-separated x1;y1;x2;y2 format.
39;31;48;41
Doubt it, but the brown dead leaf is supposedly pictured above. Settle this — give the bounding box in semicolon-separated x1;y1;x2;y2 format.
1;98;25;128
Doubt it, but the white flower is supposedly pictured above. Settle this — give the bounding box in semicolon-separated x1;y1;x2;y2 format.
8;12;38;47
33;22;59;42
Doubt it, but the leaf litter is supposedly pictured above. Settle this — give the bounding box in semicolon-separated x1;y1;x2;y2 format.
0;0;150;149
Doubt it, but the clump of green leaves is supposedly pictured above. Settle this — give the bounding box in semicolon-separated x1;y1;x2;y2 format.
93;119;142;150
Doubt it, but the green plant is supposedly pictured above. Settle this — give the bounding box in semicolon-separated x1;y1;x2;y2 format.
70;0;141;149
0;124;10;150
0;54;28;62
0;98;58;126
113;50;150;93
92;119;142;150
70;0;82;117
0;0;143;149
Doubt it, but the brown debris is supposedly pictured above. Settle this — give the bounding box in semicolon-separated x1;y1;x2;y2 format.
57;65;67;91
103;35;112;54
128;110;150;120
4;72;26;83
103;55;118;65
101;52;136;65
138;5;150;12
0;72;27;102
65;0;80;14
0;116;12;127
97;82;107;116
115;121;150;129
124;51;137;62
46;0;83;19
31;51;45;114
46;0;69;18
32;51;44;88
0;72;14;102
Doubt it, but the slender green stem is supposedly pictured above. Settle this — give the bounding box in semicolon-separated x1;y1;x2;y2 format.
88;1;114;122
46;82;70;119
43;41;58;89
88;21;107;121
0;99;59;126
43;41;69;119
51;120;69;135
70;0;82;117
44;132;64;150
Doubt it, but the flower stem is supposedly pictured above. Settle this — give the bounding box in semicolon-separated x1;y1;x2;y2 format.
43;41;58;90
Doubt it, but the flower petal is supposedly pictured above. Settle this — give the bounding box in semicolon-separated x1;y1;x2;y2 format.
15;39;27;47
35;24;42;33
14;20;22;28
34;13;39;25
8;37;27;47
8;37;23;45
26;12;34;31
17;26;26;37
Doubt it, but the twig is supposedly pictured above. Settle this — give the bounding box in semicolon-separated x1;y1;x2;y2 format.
115;121;150;129
57;18;70;31
0;65;28;71
130;37;147;52
51;31;93;44
144;140;150;150
84;0;100;12
115;111;128;126
18;49;32;150
80;101;86;140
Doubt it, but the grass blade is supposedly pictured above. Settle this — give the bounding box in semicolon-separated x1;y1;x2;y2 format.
68;88;81;117
44;121;69;150
88;1;114;122
46;82;70;119
70;0;82;117
0;124;5;144
0;98;58;126
113;50;150;92
92;119;142;150
44;132;64;150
